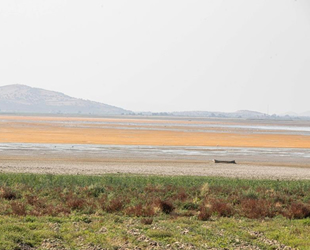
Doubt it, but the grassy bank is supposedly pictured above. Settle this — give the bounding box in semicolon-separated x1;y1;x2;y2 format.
0;173;310;249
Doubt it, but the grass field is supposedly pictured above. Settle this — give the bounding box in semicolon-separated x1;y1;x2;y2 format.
0;173;310;249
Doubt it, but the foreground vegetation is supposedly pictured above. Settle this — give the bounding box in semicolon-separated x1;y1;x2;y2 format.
0;173;310;249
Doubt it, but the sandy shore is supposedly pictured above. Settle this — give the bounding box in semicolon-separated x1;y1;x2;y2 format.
1;115;310;148
1;156;310;180
0;115;309;179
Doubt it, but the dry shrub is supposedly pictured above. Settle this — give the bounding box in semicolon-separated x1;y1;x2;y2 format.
125;203;155;217
141;217;153;225
211;200;233;217
273;194;289;205
87;184;106;198
181;210;196;217
1;187;18;200
97;195;107;210
30;204;70;217
200;183;210;197
174;189;188;201
198;205;212;221
159;200;175;214
126;203;143;216
25;194;39;206
29;208;44;217
26;195;47;209
183;202;199;210
50;204;71;216
229;194;241;205
165;185;174;193
11;201;27;216
285;203;310;219
85;199;98;214
241;199;275;219
211;186;227;195
106;198;124;213
67;197;87;210
144;185;164;193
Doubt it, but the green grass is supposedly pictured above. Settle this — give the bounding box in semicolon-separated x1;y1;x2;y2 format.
1;172;310;190
0;215;309;249
0;173;310;249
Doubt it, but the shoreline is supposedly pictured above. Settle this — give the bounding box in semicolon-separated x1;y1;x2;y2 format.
0;115;309;179
1;156;310;180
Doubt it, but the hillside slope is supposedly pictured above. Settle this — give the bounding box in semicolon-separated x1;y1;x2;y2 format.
0;84;131;115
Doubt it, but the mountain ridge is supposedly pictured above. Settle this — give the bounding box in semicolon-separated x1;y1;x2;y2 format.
0;84;131;115
1;84;309;119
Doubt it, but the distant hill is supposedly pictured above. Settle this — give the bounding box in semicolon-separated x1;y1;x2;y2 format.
1;84;308;120
0;84;131;115
169;109;269;119
142;110;310;120
280;111;310;118
280;111;300;117
300;111;310;117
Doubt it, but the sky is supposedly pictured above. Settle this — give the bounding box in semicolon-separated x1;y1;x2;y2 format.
0;0;309;114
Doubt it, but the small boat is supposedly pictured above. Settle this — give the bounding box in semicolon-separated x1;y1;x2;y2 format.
213;159;236;164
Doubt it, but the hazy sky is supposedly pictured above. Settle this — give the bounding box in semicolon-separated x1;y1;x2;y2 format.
0;0;309;114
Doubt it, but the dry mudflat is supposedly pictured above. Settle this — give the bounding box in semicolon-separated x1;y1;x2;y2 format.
0;115;309;179
0;115;310;148
1;156;310;180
